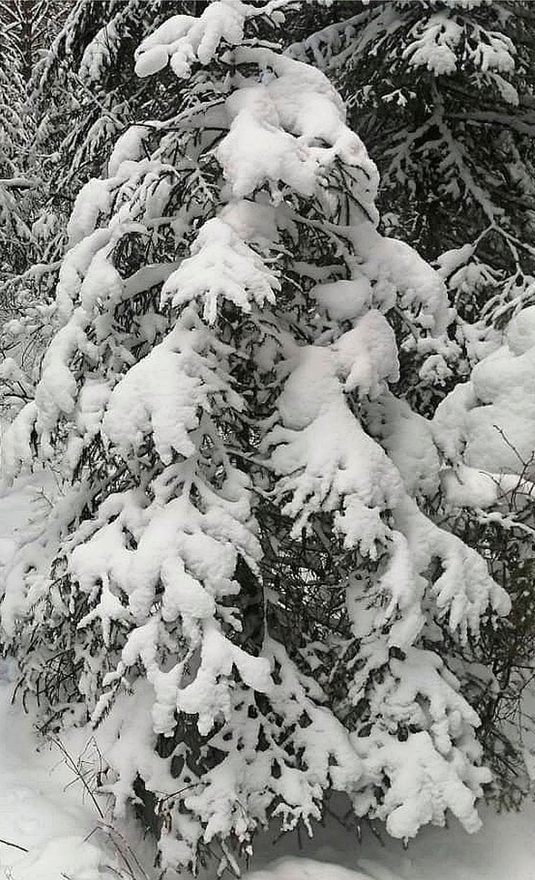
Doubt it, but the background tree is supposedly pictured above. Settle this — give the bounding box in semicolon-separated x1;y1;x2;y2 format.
291;1;535;328
0;0;70;81
0;0;71;391
0;1;189;407
0;7;32;285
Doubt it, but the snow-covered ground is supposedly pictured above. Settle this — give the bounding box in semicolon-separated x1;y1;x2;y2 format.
0;677;112;880
245;798;535;880
1;480;535;880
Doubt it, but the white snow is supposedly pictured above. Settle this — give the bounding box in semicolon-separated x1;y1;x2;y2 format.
403;11;515;77
245;858;371;880
311;278;373;322
216;52;377;208
435;305;535;489
107;125;149;177
0;493;112;880
349;222;452;335
134;4;246;79
2;5;534;880
162;217;280;322
67;178;112;246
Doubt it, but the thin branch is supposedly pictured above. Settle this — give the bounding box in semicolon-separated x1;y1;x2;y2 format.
0;837;29;853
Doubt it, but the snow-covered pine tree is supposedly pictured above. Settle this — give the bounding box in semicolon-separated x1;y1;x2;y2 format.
0;10;32;288
0;2;510;874
0;2;178;390
0;3;67;413
0;0;69;82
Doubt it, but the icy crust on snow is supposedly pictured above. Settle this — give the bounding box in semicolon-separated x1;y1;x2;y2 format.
434;306;535;507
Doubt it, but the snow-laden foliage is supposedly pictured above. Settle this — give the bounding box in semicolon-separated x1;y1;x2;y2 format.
0;0;69;81
0;2;73;394
289;0;535;810
0;1;513;874
432;302;535;804
0;2;180;399
34;0;184;194
436;306;535;485
0;14;32;287
290;1;535;385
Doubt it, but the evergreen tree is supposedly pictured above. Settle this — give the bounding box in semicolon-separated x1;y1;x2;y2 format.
0;2;513;875
0;0;69;81
1;1;184;401
0;8;32;285
34;0;193;196
0;3;64;411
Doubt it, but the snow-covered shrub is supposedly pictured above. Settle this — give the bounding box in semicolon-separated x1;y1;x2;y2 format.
0;2;510;874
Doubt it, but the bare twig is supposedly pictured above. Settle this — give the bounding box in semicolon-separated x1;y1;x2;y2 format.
0;837;29;853
50;737;105;819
